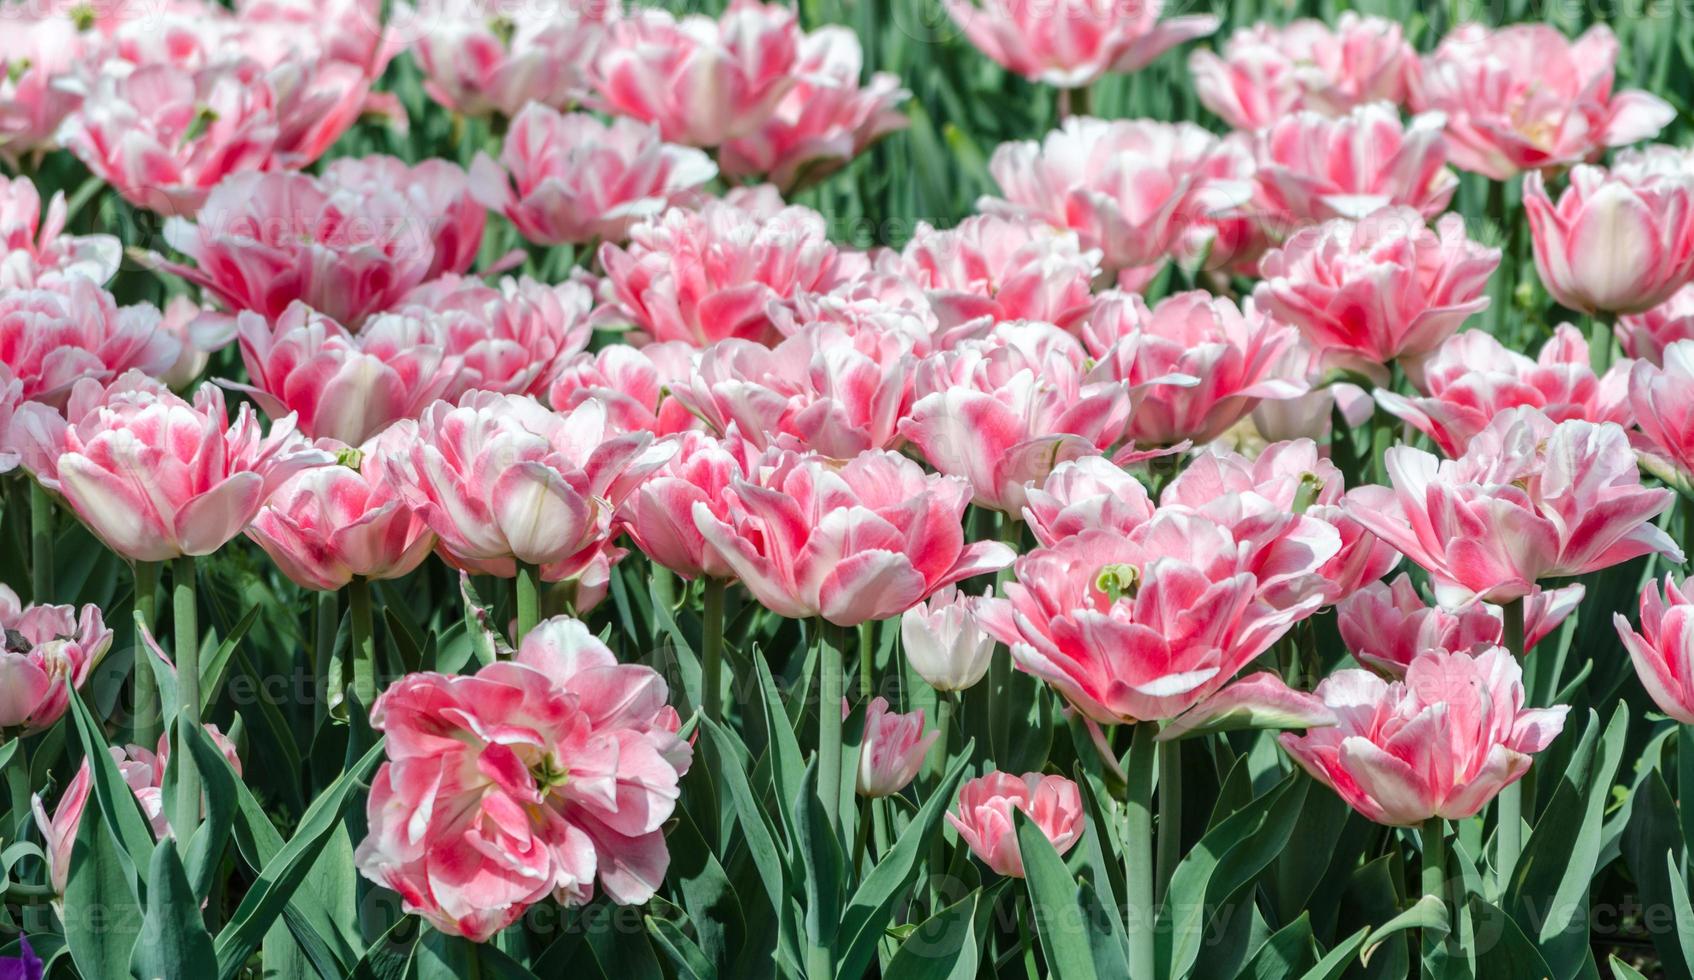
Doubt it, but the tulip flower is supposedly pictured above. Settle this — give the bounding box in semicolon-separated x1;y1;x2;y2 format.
976;502;1340;724
0;12;88;165
900;215;1100;332
855;697;937;798
356;616;691;940
404;274;595;398
1376;324;1631;458
946;772;1083;878
470;106;717;247
589;2;800;148
900;586;997;692
945;0;1217;89
15;372;332;561
1629;339;1694;494
548;343;699;436
1617;283;1694;365
1523;164;1694;316
1190;14;1416;131
1022;456;1156;547
409;0;616;118
1280;647;1568;825
0;275;182;407
1615;575;1694;725
1410;23;1674;180
718;27;908;191
598;198;854;347
0;176;121;288
1080;290;1307;446
1252;105;1457;226
247;444;435;593
1346;408;1680;606
693;447;1014;625
1254;207;1500;383
1339;574;1583;676
0;585;112;733
321;156;487;281
981;116;1253;277
626;428;760;581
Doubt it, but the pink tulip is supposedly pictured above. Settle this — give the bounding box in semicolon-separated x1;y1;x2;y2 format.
668;322;915;457
0;275;182;406
404;274;595;398
718;27;908;191
247;444;435;592
61;60;280;216
0;175;121;288
1523;164;1694;316
548;342;699;437
1617;284;1694;365
470;106;715;247
0;12;88;164
900;585;998;693
946;0;1215;89
1346;407;1681;606
598;199;853;346
899;322;1132;513
236;0;405;83
1190;14;1415;131
1376;325;1631;458
16;372;331;560
1080;289;1306;446
356;615;691;939
1281;647;1567;825
1161;440;1399;605
1252;105;1456;226
409;0;616;118
34;725;241;896
1248;338;1375;443
1022;455;1155;548
0;585;112;733
321;156;487;281
589;1;800;147
946;772;1082;878
1157;671;1338;741
900;215;1100;332
1616;575;1694;725
976;502;1340;724
1339;574;1583;676
693;447;1014;625
981;116;1253;276
153;171;436;327
855;697;937;798
387;392;667;585
230;303;457;446
1410;23;1674;181
1253;207;1500;383
626;428;760;581
1629;339;1694;494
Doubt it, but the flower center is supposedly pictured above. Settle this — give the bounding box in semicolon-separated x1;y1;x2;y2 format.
1094;563;1141;603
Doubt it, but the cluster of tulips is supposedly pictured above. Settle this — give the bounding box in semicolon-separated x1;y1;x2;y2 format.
3;0;1694;976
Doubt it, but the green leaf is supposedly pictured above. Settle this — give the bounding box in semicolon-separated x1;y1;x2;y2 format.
664;791;744;972
533;903;664;980
1471;896;1556;979
131;842;217;979
1295;928;1369;980
212;738;386;980
1620;769;1694;980
796;762;843;952
1241;913;1318;978
835;739;975;980
66;682;156;873
883;888;994;980
1609;956;1652;980
646;913;714;980
177;718;237;902
1014;808;1099;980
1361;895;1448;966
699;715;787;916
63;786;144;980
413;927;538;980
347;917;418;980
754;648;806;841
197;605;260;715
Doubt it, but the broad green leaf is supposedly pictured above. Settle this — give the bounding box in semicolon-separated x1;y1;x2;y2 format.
1471;896;1556;980
884;888;993;980
1620;769;1694;980
699;715;787;915
347;917;418;980
177;718;237;902
1294;927;1369;980
1361;895;1447;966
533;903;664;980
665;792;744;971
197;605;259;714
646;913;714;980
63;788;144;980
1241;913;1318;978
796;762;844;952
1015;808;1099;980
1610;956;1651;980
412;927;537;980
66;682;155;874
131;842;217;979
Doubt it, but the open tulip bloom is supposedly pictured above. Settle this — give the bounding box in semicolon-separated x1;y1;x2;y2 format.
9;3;1694;977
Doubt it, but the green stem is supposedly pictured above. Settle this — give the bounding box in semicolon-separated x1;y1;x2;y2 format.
1681;724;1694;892
514;561;540;644
858;622;874;701
132;561;161;746
852;796;872;875
1496;598;1526;891
5;738;28;838
349;577;376;709
1156;738;1182;905
1422;817;1448;968
817;619;848;839
1125;723;1157;979
926;694;953;782
701;578;725;724
29;481;51;603
314;591;337;727
988;515;1020;761
1587;311;1615;375
171;556;200;853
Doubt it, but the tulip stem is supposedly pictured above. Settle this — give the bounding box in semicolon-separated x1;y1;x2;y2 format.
1681;724;1694;891
701;578;724;724
817;619;848;839
1422;817;1448;967
1587;312;1615;375
133;561;161;746
313;591;337;726
29;481;51;603
926;693;954;782
1125;721;1157;979
858;622;874;700
171;556;200;854
5;737;28;838
349;576;377;709
1155;737;1181;905
514;561;540;644
1496;597;1526;891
